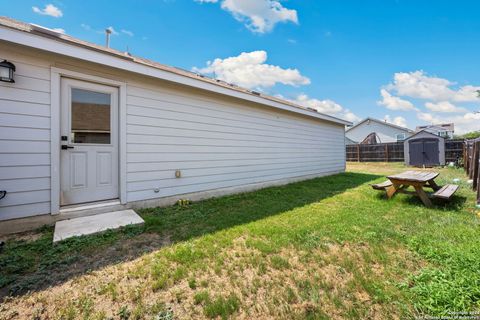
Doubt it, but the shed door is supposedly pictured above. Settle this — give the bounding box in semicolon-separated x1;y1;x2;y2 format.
408;140;423;166
423;139;439;166
409;140;424;166
60;78;119;205
409;138;440;166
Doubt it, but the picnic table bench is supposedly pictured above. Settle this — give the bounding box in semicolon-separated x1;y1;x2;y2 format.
371;170;459;207
371;180;392;190
433;184;459;200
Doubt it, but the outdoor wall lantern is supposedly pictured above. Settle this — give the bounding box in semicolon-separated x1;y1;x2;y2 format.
0;60;16;83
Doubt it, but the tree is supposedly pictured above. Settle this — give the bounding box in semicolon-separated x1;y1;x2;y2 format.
455;131;480;139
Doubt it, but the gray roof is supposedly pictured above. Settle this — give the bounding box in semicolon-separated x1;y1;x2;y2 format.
346;117;414;133
415;123;454;132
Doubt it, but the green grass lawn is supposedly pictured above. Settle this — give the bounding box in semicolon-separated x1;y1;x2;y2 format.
1;162;479;319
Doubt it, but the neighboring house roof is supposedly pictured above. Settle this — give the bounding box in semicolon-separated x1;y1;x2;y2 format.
415;123;455;133
405;129;446;141
346;117;414;133
0;16;351;126
345;136;357;145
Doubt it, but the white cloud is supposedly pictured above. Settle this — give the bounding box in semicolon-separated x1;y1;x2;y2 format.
195;0;298;33
193;50;310;89
121;29;134;37
291;94;361;123
295;94;342;113
32;4;63;18
378;71;480;134
342;110;362;123
80;23;92;31
424;101;467;113
453;113;480;134
377;89;416;111
387;70;480;102
454;85;480;102
383;115;408;128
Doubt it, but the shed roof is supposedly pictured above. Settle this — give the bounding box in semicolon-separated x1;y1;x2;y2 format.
405;129;446;141
0;16;351;126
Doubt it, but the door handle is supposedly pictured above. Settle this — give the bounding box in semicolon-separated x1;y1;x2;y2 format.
61;145;74;150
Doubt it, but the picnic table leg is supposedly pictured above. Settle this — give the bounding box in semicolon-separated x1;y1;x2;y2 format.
427;179;441;191
386;184;400;199
414;186;433;208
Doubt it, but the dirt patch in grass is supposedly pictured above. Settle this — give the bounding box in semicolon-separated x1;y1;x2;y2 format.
1;232;171;300
0;236;419;319
1;230;45;243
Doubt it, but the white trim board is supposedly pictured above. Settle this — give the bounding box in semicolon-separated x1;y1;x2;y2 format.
0;26;350;126
50;67;128;215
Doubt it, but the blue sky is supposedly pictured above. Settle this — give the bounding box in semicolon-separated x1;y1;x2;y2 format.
2;0;480;133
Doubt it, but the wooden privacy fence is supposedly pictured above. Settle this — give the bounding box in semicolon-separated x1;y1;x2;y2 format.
464;138;480;204
346;139;465;163
346;142;404;162
445;140;465;163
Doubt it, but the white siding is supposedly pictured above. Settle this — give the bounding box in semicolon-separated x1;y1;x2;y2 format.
125;84;345;203
0;45;346;221
0;49;51;220
346;120;412;143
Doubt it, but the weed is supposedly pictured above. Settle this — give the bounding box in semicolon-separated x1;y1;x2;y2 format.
194;290;210;305
270;255;290;270
118;305;131;320
188;277;197;289
204;294;240;319
98;282;118;301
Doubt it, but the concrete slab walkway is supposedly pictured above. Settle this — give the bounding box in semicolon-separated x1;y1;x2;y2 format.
53;210;144;242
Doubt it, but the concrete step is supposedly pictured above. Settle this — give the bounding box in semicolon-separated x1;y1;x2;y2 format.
59;200;129;220
53;209;144;242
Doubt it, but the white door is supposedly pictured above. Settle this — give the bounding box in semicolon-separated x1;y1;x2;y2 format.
60;78;119;206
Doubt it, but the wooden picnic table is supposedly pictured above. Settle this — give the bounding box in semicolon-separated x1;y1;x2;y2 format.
386;170;441;208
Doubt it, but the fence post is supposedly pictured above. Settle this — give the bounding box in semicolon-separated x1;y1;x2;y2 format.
473;141;479;190
385;144;389;162
357;144;360;162
471;142;477;179
477;146;480;204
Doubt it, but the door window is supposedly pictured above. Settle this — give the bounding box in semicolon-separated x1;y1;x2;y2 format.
71;88;111;144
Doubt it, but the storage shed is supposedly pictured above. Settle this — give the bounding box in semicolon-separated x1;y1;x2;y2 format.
404;130;445;167
0;17;351;230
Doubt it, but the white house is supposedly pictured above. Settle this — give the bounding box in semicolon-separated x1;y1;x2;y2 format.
345;117;414;144
0;17;350;230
